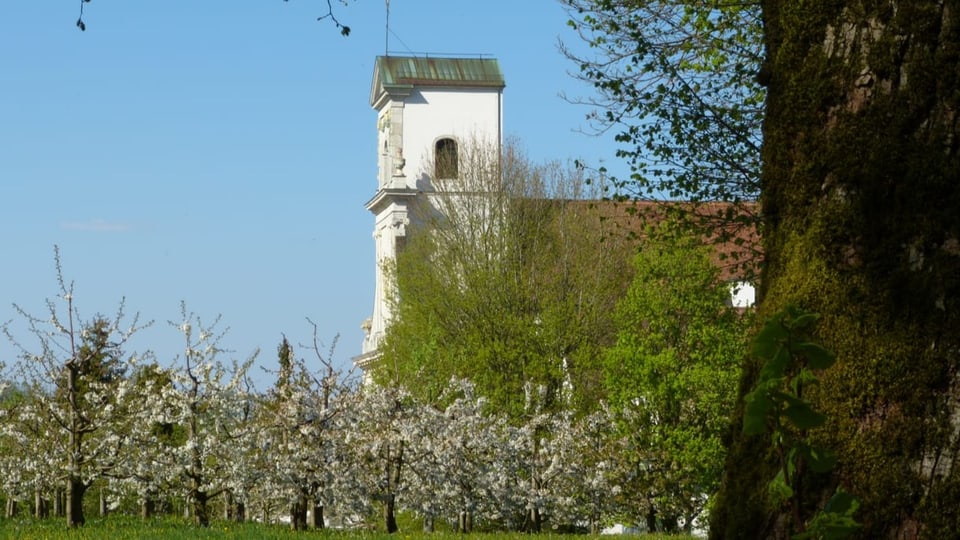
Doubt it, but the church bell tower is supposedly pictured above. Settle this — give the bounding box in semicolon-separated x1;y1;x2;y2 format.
354;55;505;372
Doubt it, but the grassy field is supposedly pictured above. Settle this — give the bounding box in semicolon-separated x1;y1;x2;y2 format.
0;516;700;540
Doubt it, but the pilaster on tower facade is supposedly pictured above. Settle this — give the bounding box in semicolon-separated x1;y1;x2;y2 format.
354;55;505;373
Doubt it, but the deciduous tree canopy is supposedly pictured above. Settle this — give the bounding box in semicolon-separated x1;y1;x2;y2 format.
374;140;635;418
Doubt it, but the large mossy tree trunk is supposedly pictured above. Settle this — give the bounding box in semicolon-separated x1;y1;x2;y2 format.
713;2;960;538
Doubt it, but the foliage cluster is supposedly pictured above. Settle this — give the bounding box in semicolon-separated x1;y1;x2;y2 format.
560;0;960;536
1;206;751;535
376;141;636;418
561;0;763;279
742;305;860;539
372;141;751;533
604;222;749;530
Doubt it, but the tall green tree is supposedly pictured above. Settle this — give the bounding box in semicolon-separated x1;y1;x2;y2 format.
713;3;960;537
375;140;634;417
604;223;748;532
562;0;764;271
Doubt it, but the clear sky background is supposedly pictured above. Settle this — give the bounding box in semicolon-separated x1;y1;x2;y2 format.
1;1;624;387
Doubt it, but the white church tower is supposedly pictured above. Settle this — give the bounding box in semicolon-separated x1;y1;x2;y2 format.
355;55;505;371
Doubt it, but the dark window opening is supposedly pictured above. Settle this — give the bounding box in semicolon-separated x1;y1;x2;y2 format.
435;138;458;179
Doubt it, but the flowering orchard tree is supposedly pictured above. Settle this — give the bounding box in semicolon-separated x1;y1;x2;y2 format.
481;383;576;533
401;378;508;532
344;383;431;533
255;329;354;530
1;252;149;527
0;383;62;517
111;363;182;520
143;305;257;527
550;404;627;533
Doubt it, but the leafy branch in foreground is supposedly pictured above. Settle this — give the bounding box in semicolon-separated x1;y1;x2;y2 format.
743;305;860;539
562;0;763;202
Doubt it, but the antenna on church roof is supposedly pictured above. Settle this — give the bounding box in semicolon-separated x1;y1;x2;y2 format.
384;0;390;56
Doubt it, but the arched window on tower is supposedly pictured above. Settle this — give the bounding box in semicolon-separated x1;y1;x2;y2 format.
435;138;458;179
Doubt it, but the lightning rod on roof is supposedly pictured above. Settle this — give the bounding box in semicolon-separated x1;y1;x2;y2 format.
385;0;390;56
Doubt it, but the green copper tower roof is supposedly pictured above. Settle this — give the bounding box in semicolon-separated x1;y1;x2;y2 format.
371;55;504;106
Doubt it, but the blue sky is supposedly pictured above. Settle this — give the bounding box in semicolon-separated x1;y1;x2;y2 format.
1;1;624;386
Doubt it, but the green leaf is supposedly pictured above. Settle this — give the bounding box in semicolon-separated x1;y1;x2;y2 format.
782;401;826;430
798;444;837;473
793;489;861;540
789;311;819;330
795;341;836;369
752;317;788;360
794;367;820;387
768;469;793;505
825;488;860;514
759;345;790;380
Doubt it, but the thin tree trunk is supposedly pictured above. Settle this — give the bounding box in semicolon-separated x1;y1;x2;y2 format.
66;477;86;527
66;355;85;528
53;489;64;517
34;489;47;519
99;487;108;517
525;507;542;533
383;494;398;534
140;497;154;520
290;496;307;531
383;442;403;534
5;497;16;518
458;510;472;533
191;490;209;527
309;501;323;529
235;501;245;523
645;504;656;532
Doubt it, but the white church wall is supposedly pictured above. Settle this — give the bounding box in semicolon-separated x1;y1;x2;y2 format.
401;87;502;187
729;280;756;308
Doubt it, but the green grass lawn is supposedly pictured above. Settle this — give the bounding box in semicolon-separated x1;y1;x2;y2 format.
0;515;700;540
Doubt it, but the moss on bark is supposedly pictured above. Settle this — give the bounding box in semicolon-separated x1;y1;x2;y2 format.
713;2;960;538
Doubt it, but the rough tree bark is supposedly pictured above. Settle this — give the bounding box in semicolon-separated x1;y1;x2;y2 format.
290;496;307;531
309;500;323;529
714;1;960;538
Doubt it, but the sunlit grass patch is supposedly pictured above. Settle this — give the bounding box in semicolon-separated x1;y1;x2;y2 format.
0;516;700;540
